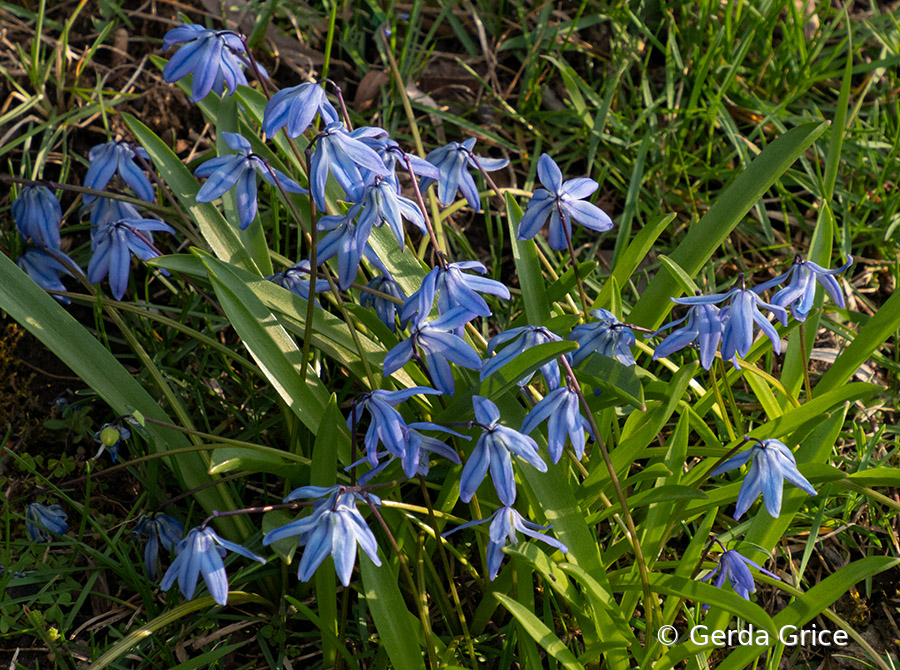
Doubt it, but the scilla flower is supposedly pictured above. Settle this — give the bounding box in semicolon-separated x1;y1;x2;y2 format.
651;301;724;370
444;506;567;580
517;153;613;250
26;502;68;542
88;217;174;300
161;526;265;606
194;132;306;230
17;247;78;303
83;140;154;204
481;325;564;390
132;514;184;580
521;386;588;462
710;438;816;518
699;546;779;604
262;487;381;586
262;81;339;138
419;138;508;211
162;24;260;102
568;309;636;366
756;256;853;321
266;260;328;301
12;185;62;248
459;396;547;506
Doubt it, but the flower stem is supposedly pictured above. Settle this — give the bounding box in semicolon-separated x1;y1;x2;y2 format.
558;357;659;631
708;362;736;442
560;210;592;321
798;322;814;400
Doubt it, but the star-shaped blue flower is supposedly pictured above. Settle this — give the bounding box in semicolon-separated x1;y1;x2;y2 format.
517;153;613;250
17;247;78;303
262;81;339;138
83;140;154;204
699;548;779;602
308;123;390;209
481;325;564;390
132;514;184;580
521;386;588;463
419;138;508;211
401;261;510;325
756;256;853;322
195;132;306;230
710;438;817;518
568;309;636;366
162;24;261;102
266;260;328;301
347;387;442;465
651;302;724;370
262;487;381;586
160;526;266;605
459;396;547;506
444;506;567;580
361;274;405;332
88;217;174;300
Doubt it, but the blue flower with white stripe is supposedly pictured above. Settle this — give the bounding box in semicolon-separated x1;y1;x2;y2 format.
419;138;508;211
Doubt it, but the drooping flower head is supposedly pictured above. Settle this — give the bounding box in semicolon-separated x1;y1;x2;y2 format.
699;547;779;603
517;153;613;250
308;123;390;209
262;486;381;586
672;280;788;368
356;178;427;250
262;81;339;139
569;309;636;367
444;506;567;580
25;502;68;542
481;325;564;390
194;132;306;230
756;256;853;322
401;261;511;325
12;185;62;248
266;260;328;301
382;307;482;395
83;140;154;204
93;422;131;462
419;138;508;211
360;274;405;333
521;385;589;463
162;24;263;102
17;247;78;303
88;217;175;300
710;438;816;519
651;301;724;370
347;387;442;465
132;514;184;580
459;396;547;506
160;525;265;605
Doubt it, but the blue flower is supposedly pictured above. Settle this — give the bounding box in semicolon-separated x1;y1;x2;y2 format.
700;548;779;602
757;256;853;322
93;423;131;462
266;260;328;301
25;502;68;542
355;422;465;482
262;81;339;138
83;140;154;204
517;153;613;250
521;386;588;463
358;136;440;191
481;325;563;390
419;138;508;211
162;24;260;102
132;514;184;580
160;525;266;605
459;396;547;505
360;274;405;332
347;387;442;465
383;307;482;395
445;506;567;580
357;178;426;250
12;186;62;248
17;247;78;303
401;261;510;324
88;217;174;300
710;438;817;518
316;202;372;290
309;123;391;209
569;309;636;366
195;132;306;230
262;487;381;586
672;284;788;368
651;302;724;370
84;197;142;228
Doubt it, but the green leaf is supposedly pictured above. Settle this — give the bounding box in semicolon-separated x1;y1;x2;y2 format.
494;592;588;670
578;354;646;411
506;192;551;324
361;554;427;670
628;122;828;329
